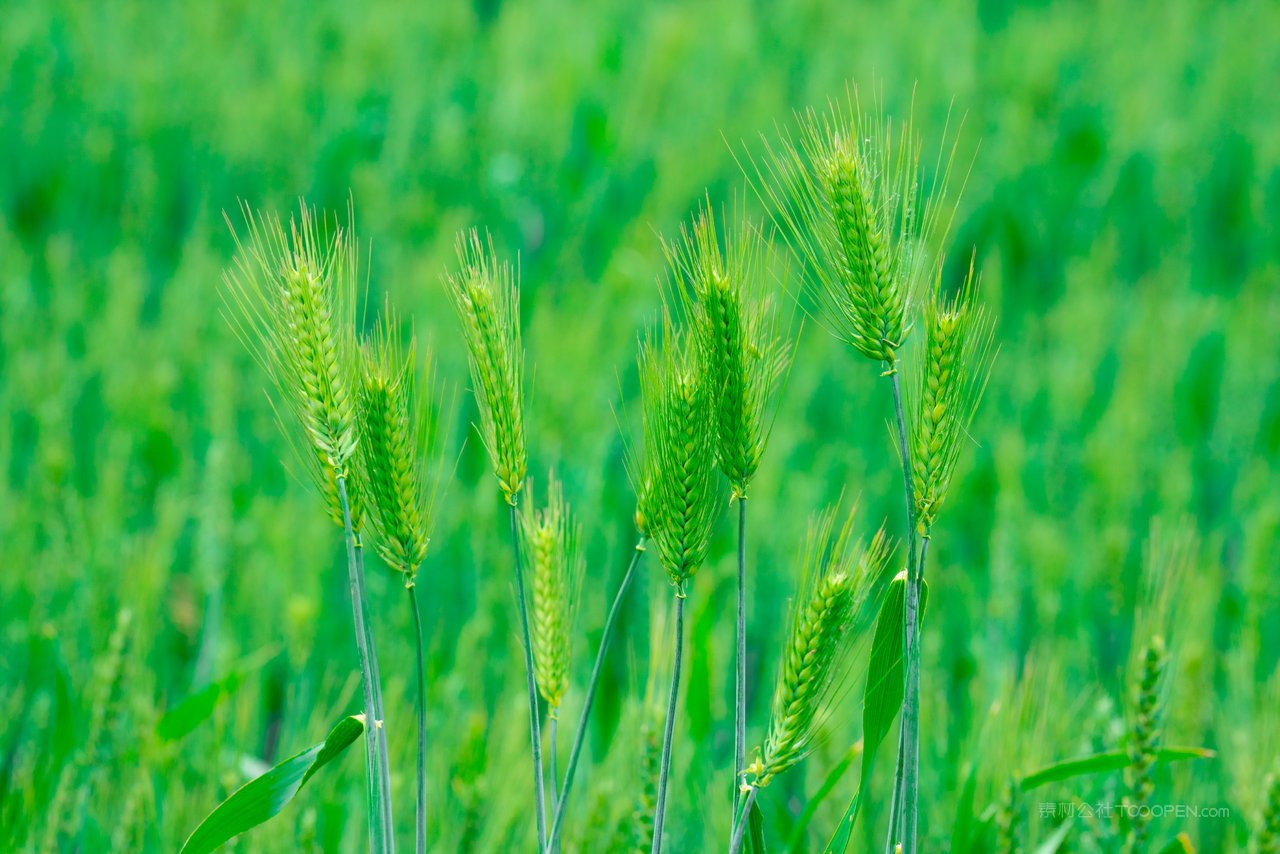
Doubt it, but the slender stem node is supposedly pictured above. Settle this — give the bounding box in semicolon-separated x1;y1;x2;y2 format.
509;503;549;853
547;539;646;852
651;592;687;854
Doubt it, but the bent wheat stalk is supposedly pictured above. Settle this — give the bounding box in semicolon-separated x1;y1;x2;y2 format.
547;538;647;852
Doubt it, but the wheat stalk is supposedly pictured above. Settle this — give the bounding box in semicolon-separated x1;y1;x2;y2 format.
222;201;394;852
356;307;451;854
521;471;585;832
634;311;720;854
664;201;792;808
445;228;548;851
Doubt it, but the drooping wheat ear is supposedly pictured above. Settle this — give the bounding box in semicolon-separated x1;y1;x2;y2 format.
445;228;527;506
743;86;962;368
522;473;584;712
1124;634;1168;852
223;202;363;528
635;313;720;594
357;307;447;581
747;511;891;787
909;259;995;534
1260;769;1280;854
663;200;792;499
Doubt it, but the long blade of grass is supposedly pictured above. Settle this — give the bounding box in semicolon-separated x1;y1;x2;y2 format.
156;647;277;742
179;715;365;854
1017;747;1213;792
748;796;768;854
1031;819;1073;854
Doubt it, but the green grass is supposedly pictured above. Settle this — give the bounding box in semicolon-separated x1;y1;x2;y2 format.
2;0;1279;850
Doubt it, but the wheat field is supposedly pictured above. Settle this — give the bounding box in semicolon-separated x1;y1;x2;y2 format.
2;1;1279;852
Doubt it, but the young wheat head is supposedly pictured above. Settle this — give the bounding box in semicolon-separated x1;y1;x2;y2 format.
521;472;584;713
222;201;362;528
744;87;962;369
909;258;995;534
356;306;447;582
1124;633;1168;852
663;200;792;499
633;311;720;596
445;228;527;506
746;508;892;788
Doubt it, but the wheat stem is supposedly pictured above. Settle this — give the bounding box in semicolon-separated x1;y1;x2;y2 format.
338;476;394;853
354;542;395;850
548;717;559;814
547;539;647;852
887;370;921;854
734;496;748;811
651;592;687;854
728;785;758;854
508;503;548;853
407;583;427;854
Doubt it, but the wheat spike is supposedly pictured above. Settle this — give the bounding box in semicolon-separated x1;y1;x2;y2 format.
1124;634;1168;853
635;314;720;593
356;307;446;581
664;201;791;499
909;260;995;533
445;229;527;505
742;87;963;369
223;202;363;528
749;510;891;787
522;473;584;711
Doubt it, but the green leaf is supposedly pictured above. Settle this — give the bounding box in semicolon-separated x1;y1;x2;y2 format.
823;575;928;854
748;796;767;854
786;742;860;853
157;647;277;742
180;715;365;854
949;762;979;854
1018;747;1213;792
1032;819;1072;854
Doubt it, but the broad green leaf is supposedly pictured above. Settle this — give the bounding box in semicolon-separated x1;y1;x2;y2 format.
748;796;767;854
823;575;929;854
180;715;365;854
1018;747;1213;792
157;647;277;742
787;742;860;853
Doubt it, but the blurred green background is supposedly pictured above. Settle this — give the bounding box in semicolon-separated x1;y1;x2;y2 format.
2;0;1279;850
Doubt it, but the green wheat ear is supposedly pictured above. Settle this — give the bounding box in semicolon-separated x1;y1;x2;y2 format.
521;472;584;712
445;228;527;506
1124;634;1169;853
223;201;362;528
909;258;995;534
663;200;792;499
748;508;891;788
356;306;448;581
634;311;720;594
743;86;963;368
